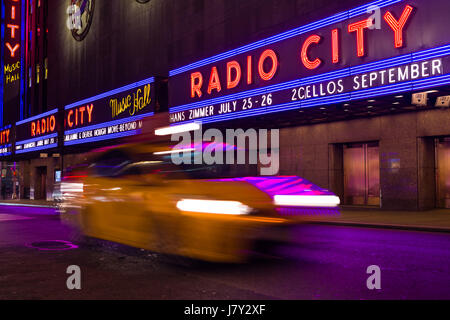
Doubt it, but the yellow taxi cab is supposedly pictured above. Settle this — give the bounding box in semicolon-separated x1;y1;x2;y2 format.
59;141;340;263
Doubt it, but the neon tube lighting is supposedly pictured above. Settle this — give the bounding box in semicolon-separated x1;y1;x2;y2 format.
169;0;404;76
65;77;155;110
64;129;141;146
15;133;58;146
170;44;450;114
16;109;58;126
172;73;450;125
64;112;154;136
16;143;58;154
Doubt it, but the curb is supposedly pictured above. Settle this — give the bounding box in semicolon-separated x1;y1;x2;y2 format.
0;202;56;209
309;220;450;233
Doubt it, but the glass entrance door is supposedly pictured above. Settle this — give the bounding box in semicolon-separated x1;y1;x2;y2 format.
436;137;450;208
343;142;380;206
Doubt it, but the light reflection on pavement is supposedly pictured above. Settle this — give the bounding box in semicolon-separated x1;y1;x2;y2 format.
0;206;449;300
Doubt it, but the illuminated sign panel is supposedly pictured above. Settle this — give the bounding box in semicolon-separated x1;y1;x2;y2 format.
0;125;12;156
2;0;22;125
15;109;60;154
63;77;155;146
168;0;450;124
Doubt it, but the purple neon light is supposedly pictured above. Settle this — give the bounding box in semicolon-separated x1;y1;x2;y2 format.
276;207;340;216
169;0;404;76
171;72;450;126
209;176;335;198
170;44;450;115
26;240;79;251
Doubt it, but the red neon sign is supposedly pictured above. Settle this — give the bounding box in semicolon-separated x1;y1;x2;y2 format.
66;104;94;129
301;35;322;70
207;66;222;94
332;29;339;64
227;61;241;89
187;4;415;100
247;55;253;84
384;5;414;48
191;72;203;98
5;0;21;58
258;49;279;81
348;18;374;57
0;129;11;145
31;115;57;137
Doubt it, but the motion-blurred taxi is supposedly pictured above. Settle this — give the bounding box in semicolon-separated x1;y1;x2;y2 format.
60;141;340;263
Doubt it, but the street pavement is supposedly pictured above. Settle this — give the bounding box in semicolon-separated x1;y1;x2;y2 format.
309;207;450;233
0;206;449;300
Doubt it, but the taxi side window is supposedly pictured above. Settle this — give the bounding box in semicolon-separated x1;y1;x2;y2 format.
116;164;143;177
91;151;131;177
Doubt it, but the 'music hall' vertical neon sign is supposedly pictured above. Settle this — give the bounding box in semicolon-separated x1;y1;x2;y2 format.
1;0;22;126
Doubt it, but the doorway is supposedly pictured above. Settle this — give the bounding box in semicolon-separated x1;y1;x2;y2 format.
343;142;380;206
34;166;47;200
436;137;450;208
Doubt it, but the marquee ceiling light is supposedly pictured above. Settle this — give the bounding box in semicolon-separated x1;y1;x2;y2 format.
155;123;201;136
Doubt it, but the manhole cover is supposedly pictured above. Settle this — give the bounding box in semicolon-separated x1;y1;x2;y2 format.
27;240;79;251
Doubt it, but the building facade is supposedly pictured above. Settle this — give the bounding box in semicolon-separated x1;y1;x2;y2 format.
0;0;449;210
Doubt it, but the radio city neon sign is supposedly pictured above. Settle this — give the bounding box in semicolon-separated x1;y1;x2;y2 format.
190;4;414;99
0;128;11;145
31;115;57;137
66;104;94;128
4;0;21;58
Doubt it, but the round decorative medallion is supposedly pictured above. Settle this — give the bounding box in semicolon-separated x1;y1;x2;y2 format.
68;0;95;41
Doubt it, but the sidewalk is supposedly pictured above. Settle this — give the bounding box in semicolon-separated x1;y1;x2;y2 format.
0;199;449;233
309;206;450;233
0;199;56;208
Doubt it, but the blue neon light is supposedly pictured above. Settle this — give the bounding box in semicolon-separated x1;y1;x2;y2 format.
0;0;5;127
0;143;12;157
172;73;450;125
170;44;450;114
169;0;404;76
0;125;12;130
64;111;154;136
16;143;58;154
64;129;142;146
20;0;26;120
65;77;155;110
16;132;58;146
15;108;58;126
348;0;402;18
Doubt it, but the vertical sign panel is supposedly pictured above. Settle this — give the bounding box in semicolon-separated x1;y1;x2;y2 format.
2;0;22;126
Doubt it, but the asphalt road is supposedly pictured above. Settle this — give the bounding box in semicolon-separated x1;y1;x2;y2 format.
0;206;449;300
